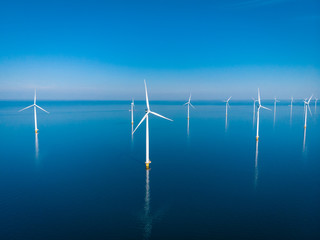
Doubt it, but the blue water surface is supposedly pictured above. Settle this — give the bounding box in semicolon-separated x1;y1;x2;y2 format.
0;100;319;240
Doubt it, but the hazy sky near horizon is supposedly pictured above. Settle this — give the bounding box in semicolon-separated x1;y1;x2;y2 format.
0;0;319;100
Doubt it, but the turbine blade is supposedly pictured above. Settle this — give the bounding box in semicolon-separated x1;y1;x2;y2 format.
258;88;261;105
190;103;195;109
36;105;49;114
308;95;313;104
149;111;173;121
183;102;188;106
144;80;150;111
260;105;271;111
227;96;232;102
19;104;34;112
308;105;312;116
132;113;148;134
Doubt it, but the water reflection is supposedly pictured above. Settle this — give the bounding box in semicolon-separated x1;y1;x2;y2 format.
303;127;306;153
225;114;228;131
130;124;135;153
131;124;134;140
290;105;293;126
187;119;189;136
35;133;39;161
254;140;259;189
273;107;276;127
143;169;152;240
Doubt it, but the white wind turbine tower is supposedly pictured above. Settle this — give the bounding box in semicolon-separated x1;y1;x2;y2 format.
19;90;49;133
224;96;232;130
183;93;195;120
256;89;271;141
303;95;313;129
129;98;135;125
289;97;293;124
133;80;173;169
273;97;280;125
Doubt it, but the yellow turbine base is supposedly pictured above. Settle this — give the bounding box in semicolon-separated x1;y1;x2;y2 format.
304;125;306;129
131;122;134;125
145;161;151;169
256;136;259;141
187;117;189;120
35;129;38;133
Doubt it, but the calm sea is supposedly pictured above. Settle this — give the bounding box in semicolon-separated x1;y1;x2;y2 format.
0;100;319;239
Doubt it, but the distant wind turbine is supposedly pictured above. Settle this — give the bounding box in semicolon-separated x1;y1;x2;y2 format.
256;89;271;141
225;96;232;117
224;96;232;130
129;98;135;125
289;97;293;124
183;93;195;120
303;95;313;129
19;90;49;133
133;80;173;169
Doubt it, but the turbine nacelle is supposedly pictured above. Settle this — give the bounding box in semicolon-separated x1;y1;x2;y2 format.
132;80;173;135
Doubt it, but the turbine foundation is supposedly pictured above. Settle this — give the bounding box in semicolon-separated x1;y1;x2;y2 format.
145;161;151;169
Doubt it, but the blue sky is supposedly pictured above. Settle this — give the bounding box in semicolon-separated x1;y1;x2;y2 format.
0;0;319;100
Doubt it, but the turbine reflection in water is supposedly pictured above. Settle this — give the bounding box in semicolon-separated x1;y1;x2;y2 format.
273;98;280;127
143;169;152;240
254;140;259;189
225;114;228;131
303;127;307;153
35;133;39;164
187;118;189;136
130;124;134;152
131;124;134;139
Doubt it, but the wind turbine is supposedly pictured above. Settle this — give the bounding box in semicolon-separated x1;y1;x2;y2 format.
183;93;195;120
133;80;173;169
19;90;49;133
256;89;271;141
129;98;135;125
303;95;313;129
224;96;232;130
225;96;232;117
289;97;293;124
273;97;280;125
